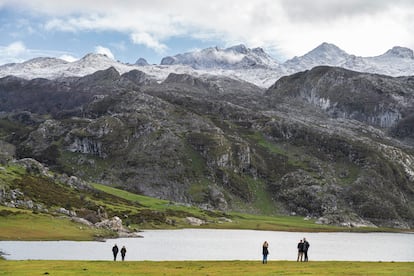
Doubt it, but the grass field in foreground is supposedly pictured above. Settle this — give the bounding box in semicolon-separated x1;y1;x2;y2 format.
0;260;413;276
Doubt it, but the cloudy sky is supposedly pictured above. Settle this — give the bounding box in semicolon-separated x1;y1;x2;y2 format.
0;0;413;65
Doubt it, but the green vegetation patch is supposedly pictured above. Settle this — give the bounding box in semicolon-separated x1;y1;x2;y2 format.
0;207;112;241
57;151;112;180
188;181;210;203
0;165;25;185
11;175;87;209
92;183;213;219
0;260;412;276
0;118;32;141
246;131;287;156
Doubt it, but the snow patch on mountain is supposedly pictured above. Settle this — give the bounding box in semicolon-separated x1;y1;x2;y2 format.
0;57;69;78
383;46;414;59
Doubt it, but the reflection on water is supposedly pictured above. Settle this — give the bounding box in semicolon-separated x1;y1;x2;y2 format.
0;229;413;261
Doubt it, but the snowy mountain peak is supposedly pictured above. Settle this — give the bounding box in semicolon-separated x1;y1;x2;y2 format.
383;46;414;59
135;58;149;66
227;44;248;54
14;57;68;70
306;42;349;59
79;53;114;63
252;47;266;55
160;44;278;69
0;56;69;79
67;53;122;73
283;42;351;71
314;42;343;51
22;56;68;66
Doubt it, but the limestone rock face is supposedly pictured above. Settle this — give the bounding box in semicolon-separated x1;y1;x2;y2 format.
185;216;206;226
94;216;141;237
12;158;51;177
266;66;414;129
95;216;124;231
0;140;15;163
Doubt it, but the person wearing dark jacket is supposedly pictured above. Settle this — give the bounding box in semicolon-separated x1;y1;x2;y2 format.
297;239;304;261
303;238;310;262
262;241;269;264
121;246;127;261
112;244;119;261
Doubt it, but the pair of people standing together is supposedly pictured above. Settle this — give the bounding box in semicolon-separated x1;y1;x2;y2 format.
297;238;310;262
262;238;310;264
112;244;127;261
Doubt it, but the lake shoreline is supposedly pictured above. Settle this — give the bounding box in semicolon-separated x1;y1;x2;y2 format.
1;229;412;262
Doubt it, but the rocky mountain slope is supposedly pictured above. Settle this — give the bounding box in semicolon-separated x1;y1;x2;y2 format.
266;66;414;130
0;65;413;229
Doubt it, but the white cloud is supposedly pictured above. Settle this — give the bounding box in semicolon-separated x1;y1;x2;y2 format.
59;54;78;62
0;41;27;63
212;51;244;64
0;40;77;64
130;32;167;53
94;46;115;59
1;0;414;60
4;41;26;56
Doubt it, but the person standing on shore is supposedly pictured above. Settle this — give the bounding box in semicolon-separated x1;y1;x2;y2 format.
112;244;119;261
297;239;304;262
121;246;127;261
303;238;310;262
262;241;269;264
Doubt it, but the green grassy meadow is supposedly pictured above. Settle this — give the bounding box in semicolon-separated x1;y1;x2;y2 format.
0;260;413;275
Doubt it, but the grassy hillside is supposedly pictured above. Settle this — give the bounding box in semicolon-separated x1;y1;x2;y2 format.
91;183;394;233
0;207;112;241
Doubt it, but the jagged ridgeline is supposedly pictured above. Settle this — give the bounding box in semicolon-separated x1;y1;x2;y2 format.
0;65;413;229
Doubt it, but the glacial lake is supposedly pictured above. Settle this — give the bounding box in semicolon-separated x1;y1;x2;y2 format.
0;229;413;261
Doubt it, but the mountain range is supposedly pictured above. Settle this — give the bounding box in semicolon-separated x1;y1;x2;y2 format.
0;42;413;88
0;42;413;230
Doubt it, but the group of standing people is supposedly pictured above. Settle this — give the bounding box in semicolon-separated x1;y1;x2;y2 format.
297;238;310;262
261;238;310;264
112;244;127;261
112;239;309;262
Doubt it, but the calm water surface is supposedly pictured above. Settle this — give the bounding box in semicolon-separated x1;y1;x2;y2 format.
0;229;413;261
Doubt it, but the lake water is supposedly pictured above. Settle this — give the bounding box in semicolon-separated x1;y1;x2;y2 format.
0;229;413;261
